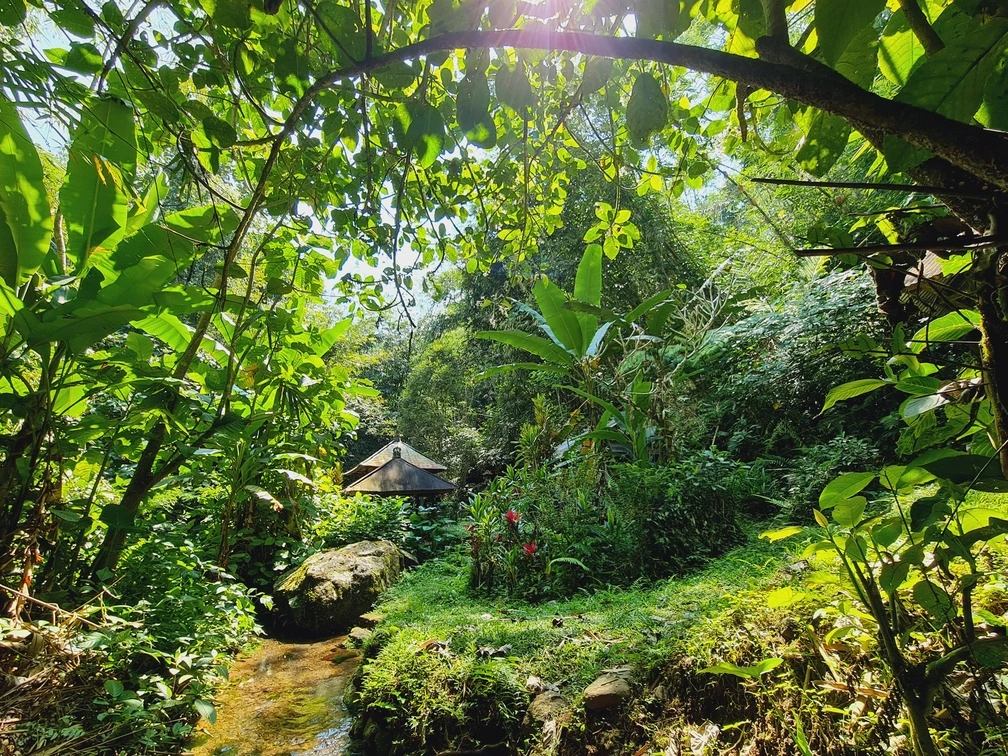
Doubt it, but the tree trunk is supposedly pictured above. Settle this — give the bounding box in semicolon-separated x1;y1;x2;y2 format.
87;424;164;578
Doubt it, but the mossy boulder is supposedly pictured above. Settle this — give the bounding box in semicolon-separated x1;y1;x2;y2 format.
274;540;404;637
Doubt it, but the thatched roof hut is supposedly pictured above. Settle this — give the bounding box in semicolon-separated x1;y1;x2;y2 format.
343;439;447;483
342;446;456;496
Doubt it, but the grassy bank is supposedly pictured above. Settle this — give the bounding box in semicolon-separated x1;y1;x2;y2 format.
348;523;820;754
348;498;1008;756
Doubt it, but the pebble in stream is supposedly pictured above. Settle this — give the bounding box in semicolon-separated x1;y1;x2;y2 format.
186;637;361;756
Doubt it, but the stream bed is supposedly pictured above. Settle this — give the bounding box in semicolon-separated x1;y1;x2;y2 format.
186;636;361;756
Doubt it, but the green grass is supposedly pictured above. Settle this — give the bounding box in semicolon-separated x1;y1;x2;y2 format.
369;521;794;686
349;522;809;754
349;495;1008;755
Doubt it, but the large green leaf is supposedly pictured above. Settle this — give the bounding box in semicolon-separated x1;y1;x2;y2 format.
26;303;145;353
60;97;137;272
0;0;27;25
134;312;230;367
311;317;353;357
457;72;496;148
573;244;602;348
92;205;235;284
977;53;1008;128
832;496;867;528
585;321;613;358
574;244;602;307
533;279;584;356
134;313;190;352
700;657;783;679
815;0;886;67
910;309;981;353
635;0;680;40
494;64;535;113
625;289;674;324
794;107;850;177
402;102;446;168
476;330;574;366
878;10;926;86
913;580;955;623
819;472;875;509
822;378;890;412
26;257;177;352
895;15;1008;122
833;24;882;90
0;95;53;286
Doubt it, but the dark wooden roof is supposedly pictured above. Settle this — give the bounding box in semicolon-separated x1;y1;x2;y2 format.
343;439;447;483
342;456;456;496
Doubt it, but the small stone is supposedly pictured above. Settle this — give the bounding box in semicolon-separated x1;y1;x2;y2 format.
357;611;385;628
582;673;631;710
349;626;373;645
527;691;569;723
526;675;559;693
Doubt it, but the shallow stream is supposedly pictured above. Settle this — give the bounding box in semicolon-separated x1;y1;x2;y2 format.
186;636;361;756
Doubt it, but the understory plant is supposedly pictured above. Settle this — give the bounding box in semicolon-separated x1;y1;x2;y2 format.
466;452;754;598
770;456;1008;756
315;492;409;549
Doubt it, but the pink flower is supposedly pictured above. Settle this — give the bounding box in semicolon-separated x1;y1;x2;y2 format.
504;509;521;525
522;541;537;557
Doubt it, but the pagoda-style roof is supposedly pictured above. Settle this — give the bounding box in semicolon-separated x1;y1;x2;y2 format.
342;454;456;496
343;439;447;483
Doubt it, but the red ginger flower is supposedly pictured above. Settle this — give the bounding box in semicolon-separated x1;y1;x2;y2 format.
504;508;521;525
522;541;537;557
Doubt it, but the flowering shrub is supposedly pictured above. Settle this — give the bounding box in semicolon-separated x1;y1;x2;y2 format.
466;477;553;597
465;455;752;598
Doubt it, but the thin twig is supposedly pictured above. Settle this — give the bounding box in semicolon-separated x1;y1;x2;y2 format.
0;584;100;629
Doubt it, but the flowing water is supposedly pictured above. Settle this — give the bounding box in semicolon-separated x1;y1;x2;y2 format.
186;636;361;756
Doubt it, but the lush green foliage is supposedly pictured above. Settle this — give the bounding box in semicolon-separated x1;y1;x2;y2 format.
465;452;765;598
4;0;1008;752
315;493;409;549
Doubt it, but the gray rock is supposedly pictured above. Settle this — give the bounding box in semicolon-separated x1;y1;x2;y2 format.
274;541;404;637
582;672;631;710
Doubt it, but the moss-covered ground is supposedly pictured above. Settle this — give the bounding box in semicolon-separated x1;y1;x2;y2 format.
348;494;1008;756
348;521;825;754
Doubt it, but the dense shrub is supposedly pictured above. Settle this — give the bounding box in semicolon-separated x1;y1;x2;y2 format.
402;498;467;561
350;633;526;754
781;434;880;521
688;270;895;459
18;531;266;751
465;453;761;598
606;452;749;577
314;493;409;548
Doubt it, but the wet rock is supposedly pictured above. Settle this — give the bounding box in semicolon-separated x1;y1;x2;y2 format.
274;541;404;637
582;672;631;711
